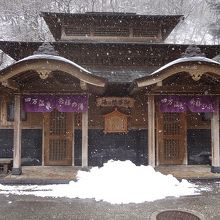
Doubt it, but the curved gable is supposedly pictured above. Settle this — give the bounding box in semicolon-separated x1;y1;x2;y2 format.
0;54;106;88
136;57;220;87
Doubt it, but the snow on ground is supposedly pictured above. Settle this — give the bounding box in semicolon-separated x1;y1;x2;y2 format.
0;160;199;204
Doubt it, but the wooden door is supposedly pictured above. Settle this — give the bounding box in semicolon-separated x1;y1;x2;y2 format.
157;111;187;165
44;110;73;165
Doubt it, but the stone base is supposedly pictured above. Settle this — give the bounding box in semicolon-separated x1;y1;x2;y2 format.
81;166;90;171
12;167;22;175
211;166;220;173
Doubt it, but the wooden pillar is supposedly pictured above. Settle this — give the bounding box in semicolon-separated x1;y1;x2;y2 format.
148;95;156;167
12;94;22;175
211;97;220;173
72;113;75;166
82;110;88;167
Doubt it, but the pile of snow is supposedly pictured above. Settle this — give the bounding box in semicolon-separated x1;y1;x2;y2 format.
0;160;198;204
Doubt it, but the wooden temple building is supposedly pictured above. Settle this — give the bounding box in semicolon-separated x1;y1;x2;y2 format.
0;12;220;175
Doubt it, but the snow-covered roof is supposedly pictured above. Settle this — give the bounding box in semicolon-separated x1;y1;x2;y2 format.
0;50;15;71
86;66;158;83
0;53;106;88
136;56;220;87
150;56;220;76
19;54;92;75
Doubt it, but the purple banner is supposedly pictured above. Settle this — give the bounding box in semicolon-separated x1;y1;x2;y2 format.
23;95;88;112
56;95;88;112
160;96;218;112
160;96;187;112
23;95;55;112
187;96;217;112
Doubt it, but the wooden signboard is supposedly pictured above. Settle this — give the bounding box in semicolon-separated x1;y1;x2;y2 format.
103;109;128;133
97;97;135;108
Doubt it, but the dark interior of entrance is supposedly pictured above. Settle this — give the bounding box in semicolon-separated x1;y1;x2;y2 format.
75;129;148;167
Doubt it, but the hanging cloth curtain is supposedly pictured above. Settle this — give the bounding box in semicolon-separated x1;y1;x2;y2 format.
187;96;217;112
159;95;218;113
22;95;88;112
159;96;187;112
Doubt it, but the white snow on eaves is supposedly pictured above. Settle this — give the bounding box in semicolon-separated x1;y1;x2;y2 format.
150;56;220;76
17;54;92;75
0;160;199;204
0;50;15;71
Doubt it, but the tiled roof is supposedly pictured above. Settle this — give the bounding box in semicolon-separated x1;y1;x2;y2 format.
86;66;158;83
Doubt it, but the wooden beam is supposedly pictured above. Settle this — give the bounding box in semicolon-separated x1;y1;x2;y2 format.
205;73;220;83
42;113;47;166
211;97;220;173
1;79;19;90
12;94;22;175
82;110;88;167
150;85;220;95
72;113;75;166
148;95;156;167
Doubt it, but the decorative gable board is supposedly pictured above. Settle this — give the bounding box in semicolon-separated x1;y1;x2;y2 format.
103;109;128;133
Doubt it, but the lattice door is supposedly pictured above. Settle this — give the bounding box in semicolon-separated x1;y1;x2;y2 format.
44;110;73;165
157;112;186;165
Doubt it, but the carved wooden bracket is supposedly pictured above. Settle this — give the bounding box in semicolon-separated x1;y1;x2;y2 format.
189;71;204;81
80;80;87;90
37;69;51;79
156;81;162;86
